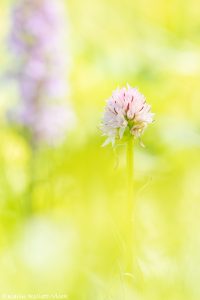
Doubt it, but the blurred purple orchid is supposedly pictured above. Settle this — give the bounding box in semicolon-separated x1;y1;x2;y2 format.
8;0;75;146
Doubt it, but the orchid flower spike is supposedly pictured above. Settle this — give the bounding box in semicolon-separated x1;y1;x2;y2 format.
8;0;75;146
101;84;154;146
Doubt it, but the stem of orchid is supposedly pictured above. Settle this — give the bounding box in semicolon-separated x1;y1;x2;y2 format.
127;137;134;213
24;142;36;216
125;137;134;274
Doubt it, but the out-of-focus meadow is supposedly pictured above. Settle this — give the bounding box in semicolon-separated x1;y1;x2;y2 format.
0;0;200;299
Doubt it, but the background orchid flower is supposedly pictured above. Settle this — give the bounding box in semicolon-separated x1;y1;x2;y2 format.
8;0;75;146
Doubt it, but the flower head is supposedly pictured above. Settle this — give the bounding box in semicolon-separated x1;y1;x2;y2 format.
101;84;154;146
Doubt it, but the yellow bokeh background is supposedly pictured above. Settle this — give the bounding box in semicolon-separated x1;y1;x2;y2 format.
0;0;199;299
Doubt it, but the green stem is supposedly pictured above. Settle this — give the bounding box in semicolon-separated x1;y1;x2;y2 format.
125;137;134;274
127;137;134;213
24;144;36;216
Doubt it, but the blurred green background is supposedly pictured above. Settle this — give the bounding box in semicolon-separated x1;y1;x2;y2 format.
0;0;200;299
